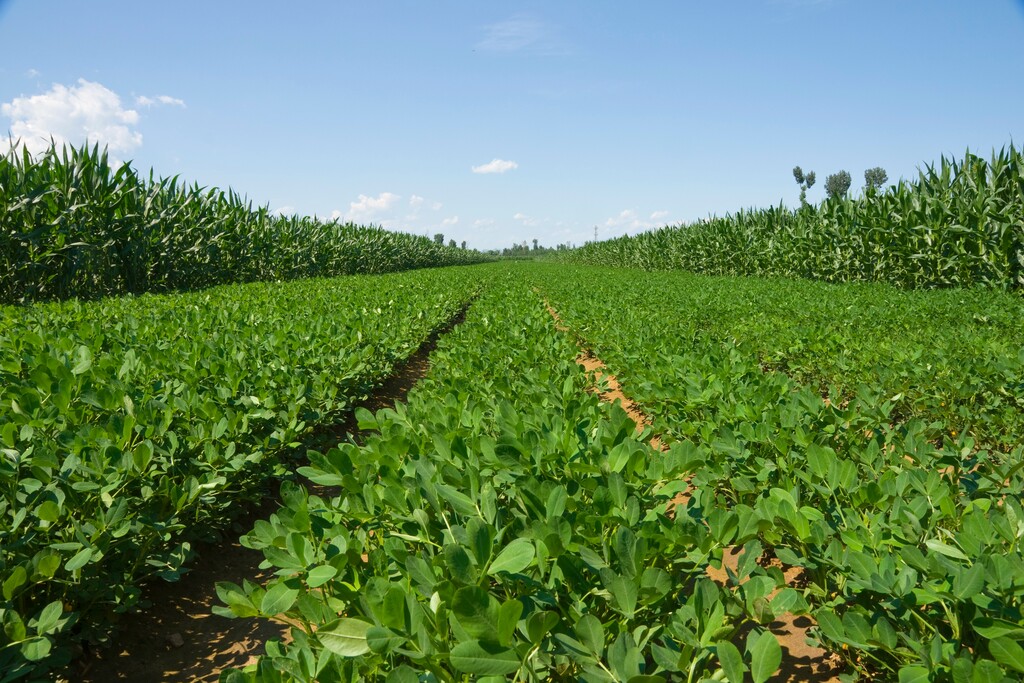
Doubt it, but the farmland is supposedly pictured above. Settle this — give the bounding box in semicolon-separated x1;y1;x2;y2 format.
1;144;1023;682
198;264;1024;682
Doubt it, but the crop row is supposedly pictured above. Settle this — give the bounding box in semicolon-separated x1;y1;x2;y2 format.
0;265;486;679
562;146;1024;291
217;269;809;682
533;264;1024;680
0;144;490;304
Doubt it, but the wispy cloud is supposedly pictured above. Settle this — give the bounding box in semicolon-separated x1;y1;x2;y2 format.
476;15;568;55
472;158;518;174
136;94;186;108
513;212;541;227
441;216;459;227
272;205;296;216
604;209;673;234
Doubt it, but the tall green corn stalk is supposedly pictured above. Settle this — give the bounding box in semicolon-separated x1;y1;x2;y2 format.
0;143;490;304
563;146;1024;290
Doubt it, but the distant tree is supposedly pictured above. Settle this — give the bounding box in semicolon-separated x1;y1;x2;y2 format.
532;238;539;251
461;240;467;249
825;170;852;199
448;238;456;248
433;233;444;245
864;167;888;191
793;166;817;206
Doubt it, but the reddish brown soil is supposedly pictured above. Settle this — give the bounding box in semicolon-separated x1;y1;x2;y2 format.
73;305;470;683
546;301;843;683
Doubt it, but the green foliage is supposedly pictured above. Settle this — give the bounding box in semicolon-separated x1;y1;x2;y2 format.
220;273;785;681
0;265;486;677
0;143;490;304
865;166;889;190
825;170;852;198
564;146;1024;291
793;165;816;206
533;263;1024;680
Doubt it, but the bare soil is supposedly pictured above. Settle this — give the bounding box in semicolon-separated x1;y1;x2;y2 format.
74;304;470;683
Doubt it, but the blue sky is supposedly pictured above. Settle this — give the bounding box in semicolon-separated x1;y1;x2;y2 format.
2;1;1022;250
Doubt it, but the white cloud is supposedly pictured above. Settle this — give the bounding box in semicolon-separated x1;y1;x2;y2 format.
136;94;186;108
409;194;425;208
432;201;443;210
473;218;496;228
513;212;541;227
441;216;459;227
272;205;296;216
472;158;518;174
604;209;673;234
477;15;568;55
345;192;401;222
330;209;343;220
2;78;142;155
26;69;39;78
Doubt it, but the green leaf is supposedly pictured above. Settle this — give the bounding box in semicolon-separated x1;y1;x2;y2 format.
71;346;92;375
318;618;372;657
488;538;535;575
716;640;745;682
449;640;521;675
64;547;93;572
34;601;63;635
259;581;299;616
576;614;604;655
990;637;1024;673
897;665;931;683
925;539;968;561
496;599;523;647
971;659;1007;683
452;586;500;643
444;543;476;585
367;626;405;654
305;565;337;588
749;632;782;683
3;566;27;600
20;636;51;662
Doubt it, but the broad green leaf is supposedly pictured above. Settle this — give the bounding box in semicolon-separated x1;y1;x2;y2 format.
305;565;337;588
496;599;523;647
64;547;93;572
749;632;782;683
318;618;372;657
34;601;63;635
716;640;745;682
575;614;604;655
897;665;930;683
990;637;1024;673
925;539;968;561
449;640;521;675
260;581;299;615
488;538;535;575
452;586;500;643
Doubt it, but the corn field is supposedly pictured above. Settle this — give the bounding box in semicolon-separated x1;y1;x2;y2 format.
564;147;1024;290
0;144;489;304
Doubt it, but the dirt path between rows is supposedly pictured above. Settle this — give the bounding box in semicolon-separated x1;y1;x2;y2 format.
75;304;471;683
546;301;843;683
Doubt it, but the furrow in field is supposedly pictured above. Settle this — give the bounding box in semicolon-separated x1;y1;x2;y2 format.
545;298;841;683
74;301;477;682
